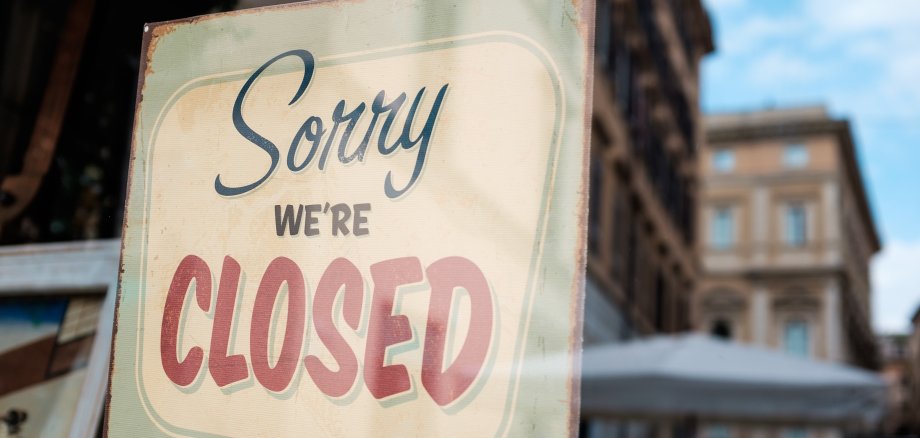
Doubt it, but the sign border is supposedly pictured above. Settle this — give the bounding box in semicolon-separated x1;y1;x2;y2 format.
118;30;567;438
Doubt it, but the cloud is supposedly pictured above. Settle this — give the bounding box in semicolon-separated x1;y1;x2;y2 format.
872;240;920;333
717;15;807;55
746;50;824;85
805;0;920;35
705;0;920;116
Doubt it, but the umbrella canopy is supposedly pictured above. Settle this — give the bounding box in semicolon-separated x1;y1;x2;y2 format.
580;334;887;427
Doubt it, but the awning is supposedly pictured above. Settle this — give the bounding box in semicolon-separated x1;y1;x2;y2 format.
579;334;886;427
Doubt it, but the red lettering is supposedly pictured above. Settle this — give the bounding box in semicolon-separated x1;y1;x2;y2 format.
159;253;496;406
304;257;364;397
364;257;421;399
250;257;306;392
209;256;250;387
422;256;493;406
161;255;211;386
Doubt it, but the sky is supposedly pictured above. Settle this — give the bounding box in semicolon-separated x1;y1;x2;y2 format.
701;0;920;333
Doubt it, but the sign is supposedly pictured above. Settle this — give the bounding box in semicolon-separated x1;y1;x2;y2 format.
106;0;593;436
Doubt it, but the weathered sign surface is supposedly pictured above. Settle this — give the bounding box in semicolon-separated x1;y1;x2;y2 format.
106;0;593;436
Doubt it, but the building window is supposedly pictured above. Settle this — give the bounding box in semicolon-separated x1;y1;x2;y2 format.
713;149;734;172
655;272;666;331
711;319;733;340
784;144;809;168
784;203;808;247
784;320;810;358
588;157;602;254
594;0;612;68
611;191;628;281
711;206;734;248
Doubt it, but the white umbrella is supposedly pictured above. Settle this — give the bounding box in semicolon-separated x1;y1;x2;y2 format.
580;334;886;427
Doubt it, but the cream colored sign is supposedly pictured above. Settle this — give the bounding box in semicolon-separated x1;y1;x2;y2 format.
107;1;593;436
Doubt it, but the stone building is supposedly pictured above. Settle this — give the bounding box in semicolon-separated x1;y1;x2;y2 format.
696;106;881;369
585;0;713;344
581;0;713;435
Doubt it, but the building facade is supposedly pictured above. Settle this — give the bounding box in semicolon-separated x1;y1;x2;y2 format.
585;0;712;345
582;1;712;435
696;106;881;370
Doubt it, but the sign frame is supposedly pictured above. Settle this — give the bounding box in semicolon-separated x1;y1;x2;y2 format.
106;0;594;435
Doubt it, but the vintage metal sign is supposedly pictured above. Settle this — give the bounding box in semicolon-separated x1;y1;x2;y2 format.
106;0;593;436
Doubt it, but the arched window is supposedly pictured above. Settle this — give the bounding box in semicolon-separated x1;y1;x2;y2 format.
711;319;732;340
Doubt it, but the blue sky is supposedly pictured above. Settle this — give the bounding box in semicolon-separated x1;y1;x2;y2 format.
701;0;920;333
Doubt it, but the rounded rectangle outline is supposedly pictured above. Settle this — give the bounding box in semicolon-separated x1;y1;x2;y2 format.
123;30;568;437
